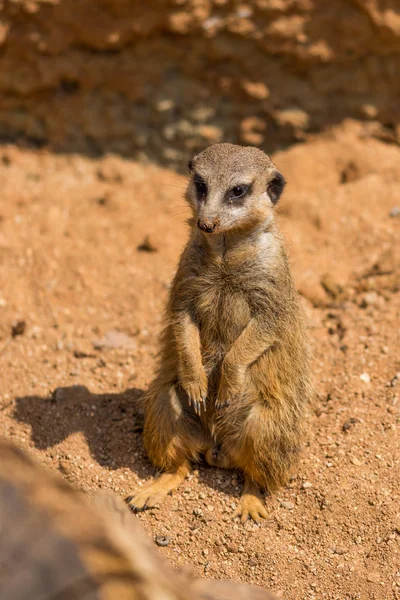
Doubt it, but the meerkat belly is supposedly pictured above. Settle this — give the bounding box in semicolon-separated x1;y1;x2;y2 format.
197;289;251;358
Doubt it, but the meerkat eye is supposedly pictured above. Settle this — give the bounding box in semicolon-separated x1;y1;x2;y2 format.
194;174;208;200
228;185;249;201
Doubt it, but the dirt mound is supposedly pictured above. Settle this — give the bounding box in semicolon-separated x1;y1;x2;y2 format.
1;1;400;167
0;125;399;599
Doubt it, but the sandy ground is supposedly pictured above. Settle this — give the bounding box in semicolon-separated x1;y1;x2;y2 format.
0;123;399;600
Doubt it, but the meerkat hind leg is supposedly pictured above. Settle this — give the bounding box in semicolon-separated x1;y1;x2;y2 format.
126;461;190;512
232;476;267;523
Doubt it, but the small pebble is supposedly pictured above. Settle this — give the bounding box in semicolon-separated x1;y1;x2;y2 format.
366;572;381;584
248;558;257;567
137;235;158;253
389;206;400;218
155;535;171;547
301;481;313;489
342;417;358;432
359;372;371;384
361;292;379;307
11;320;26;337
332;545;348;555
280;501;295;510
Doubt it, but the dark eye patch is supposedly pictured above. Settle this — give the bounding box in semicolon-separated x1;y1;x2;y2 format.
227;184;250;202
193;174;208;200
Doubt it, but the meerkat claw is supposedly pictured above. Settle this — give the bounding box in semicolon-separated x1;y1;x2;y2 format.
190;394;207;416
216;398;231;410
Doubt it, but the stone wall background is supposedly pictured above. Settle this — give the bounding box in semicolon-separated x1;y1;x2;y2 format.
0;0;399;169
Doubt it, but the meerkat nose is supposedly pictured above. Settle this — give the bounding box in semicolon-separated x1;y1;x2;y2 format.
197;218;219;233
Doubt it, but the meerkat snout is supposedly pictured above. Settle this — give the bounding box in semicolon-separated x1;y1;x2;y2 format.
197;217;220;233
186;143;286;235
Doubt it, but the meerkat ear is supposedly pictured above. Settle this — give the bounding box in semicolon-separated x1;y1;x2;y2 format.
267;171;286;204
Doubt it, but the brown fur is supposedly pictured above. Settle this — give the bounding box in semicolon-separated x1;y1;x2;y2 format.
127;143;313;522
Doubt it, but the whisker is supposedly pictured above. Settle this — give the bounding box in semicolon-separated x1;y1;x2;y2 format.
163;184;187;191
170;210;190;217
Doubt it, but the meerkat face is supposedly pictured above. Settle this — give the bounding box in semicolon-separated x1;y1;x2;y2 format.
186;143;285;235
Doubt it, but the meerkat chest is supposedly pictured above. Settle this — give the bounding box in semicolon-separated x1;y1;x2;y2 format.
193;265;253;347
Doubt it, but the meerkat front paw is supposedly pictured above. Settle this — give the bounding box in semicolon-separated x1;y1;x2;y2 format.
180;372;208;415
216;363;245;410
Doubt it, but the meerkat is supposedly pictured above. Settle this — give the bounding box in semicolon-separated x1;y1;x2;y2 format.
127;143;312;522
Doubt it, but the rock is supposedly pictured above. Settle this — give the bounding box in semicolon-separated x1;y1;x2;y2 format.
361;292;380;307
240;116;267;145
196;125;223;143
155;535;171;547
96;194;110;206
301;481;313;489
11;320;26;337
240;131;265;145
0;22;9;47
93;330;137;350
274;108;309;130
51;386;88;403
359;372;371;384
73;349;96;359
137;235;158;252
361;104;378;119
280;501;295;510
389;373;400;387
332;545;348;555
366;572;380;584
96;159;123;183
227;542;239;553
155;99;175;112
342;418;358;432
320;273;343;300
340;161;360;184
389;206;400;218
241;81;270;100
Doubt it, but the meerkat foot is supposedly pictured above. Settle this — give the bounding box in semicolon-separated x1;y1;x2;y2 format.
126;463;190;512
232;477;267;523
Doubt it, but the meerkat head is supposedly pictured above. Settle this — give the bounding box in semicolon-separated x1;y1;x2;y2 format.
186;143;285;235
